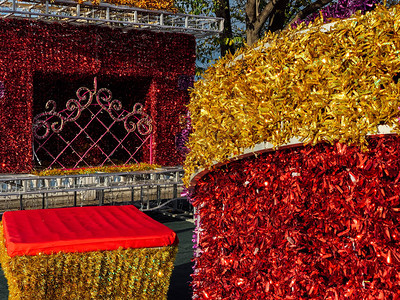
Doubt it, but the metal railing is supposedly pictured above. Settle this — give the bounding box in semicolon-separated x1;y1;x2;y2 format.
0;0;224;38
0;167;192;219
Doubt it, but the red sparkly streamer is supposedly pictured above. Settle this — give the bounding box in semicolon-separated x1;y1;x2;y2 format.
192;135;400;299
0;19;195;173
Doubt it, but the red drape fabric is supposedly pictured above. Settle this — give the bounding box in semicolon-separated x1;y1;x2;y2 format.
2;205;178;257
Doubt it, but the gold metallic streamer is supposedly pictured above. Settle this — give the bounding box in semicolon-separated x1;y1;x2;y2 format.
0;224;177;300
50;0;177;11
31;163;160;176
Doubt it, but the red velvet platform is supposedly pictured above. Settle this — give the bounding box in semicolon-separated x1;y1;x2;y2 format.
2;205;178;257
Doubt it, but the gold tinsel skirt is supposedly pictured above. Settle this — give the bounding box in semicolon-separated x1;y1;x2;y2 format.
0;223;177;299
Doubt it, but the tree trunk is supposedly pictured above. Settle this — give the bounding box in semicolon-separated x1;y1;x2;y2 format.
246;27;259;46
245;0;334;46
245;0;275;46
268;0;289;32
246;0;258;45
214;0;235;56
286;0;333;28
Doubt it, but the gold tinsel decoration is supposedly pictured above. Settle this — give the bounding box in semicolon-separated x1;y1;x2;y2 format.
184;5;400;186
32;163;161;177
67;0;177;11
0;224;177;300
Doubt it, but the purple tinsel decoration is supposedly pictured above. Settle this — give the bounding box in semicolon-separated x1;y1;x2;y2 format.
0;81;4;99
296;0;380;26
178;74;194;91
175;128;191;156
175;111;200;299
175;111;192;156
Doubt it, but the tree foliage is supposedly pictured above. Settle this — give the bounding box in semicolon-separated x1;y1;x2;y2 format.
176;0;380;73
175;0;246;74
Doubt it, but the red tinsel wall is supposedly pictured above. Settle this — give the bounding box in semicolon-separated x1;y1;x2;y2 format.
192;134;400;299
0;19;195;173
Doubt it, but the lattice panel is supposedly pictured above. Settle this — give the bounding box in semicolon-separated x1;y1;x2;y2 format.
32;78;153;169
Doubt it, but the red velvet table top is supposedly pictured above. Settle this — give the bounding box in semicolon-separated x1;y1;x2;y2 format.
2;205;178;257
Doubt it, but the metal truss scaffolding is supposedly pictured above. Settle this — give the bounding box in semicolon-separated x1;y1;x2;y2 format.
0;167;190;216
0;0;224;38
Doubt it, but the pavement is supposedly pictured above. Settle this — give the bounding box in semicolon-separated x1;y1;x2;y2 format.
0;211;195;300
149;212;195;300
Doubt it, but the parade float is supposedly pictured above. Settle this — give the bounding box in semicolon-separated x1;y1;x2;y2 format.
186;5;400;299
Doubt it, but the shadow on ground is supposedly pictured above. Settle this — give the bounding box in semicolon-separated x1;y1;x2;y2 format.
0;269;7;300
146;212;195;300
168;262;194;300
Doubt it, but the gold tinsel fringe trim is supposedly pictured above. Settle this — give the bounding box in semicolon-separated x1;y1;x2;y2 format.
60;0;177;12
0;224;177;299
31;162;161;177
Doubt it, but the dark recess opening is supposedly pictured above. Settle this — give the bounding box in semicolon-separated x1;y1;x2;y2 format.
32;72;152;169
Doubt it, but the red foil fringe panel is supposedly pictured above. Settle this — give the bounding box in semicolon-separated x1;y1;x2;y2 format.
192;135;400;299
0;19;195;173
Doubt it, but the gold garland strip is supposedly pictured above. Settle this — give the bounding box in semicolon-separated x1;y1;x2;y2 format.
67;0;176;11
184;5;400;186
0;224;177;300
32;163;160;177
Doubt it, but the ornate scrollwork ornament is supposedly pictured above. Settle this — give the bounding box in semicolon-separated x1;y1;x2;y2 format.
33;78;153;140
